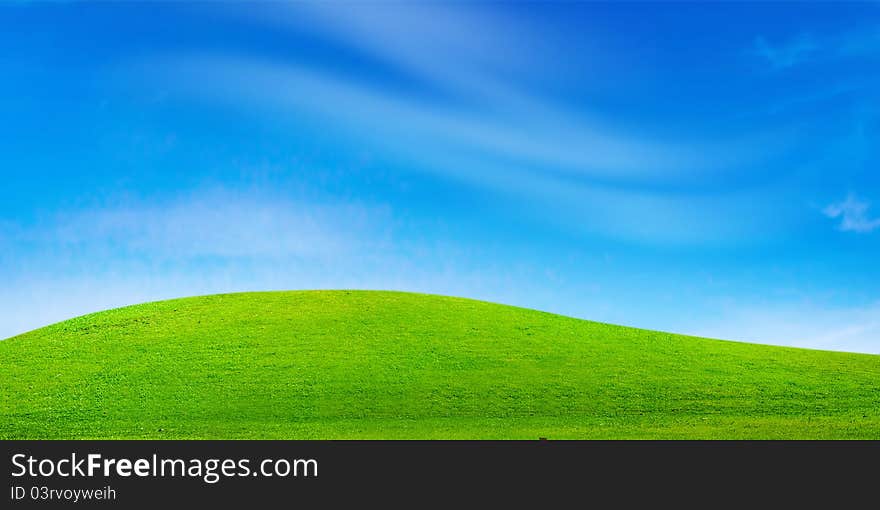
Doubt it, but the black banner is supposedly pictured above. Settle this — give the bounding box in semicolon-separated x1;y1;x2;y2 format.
2;441;877;507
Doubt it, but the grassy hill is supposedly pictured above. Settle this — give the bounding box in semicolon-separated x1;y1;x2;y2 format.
2;290;879;439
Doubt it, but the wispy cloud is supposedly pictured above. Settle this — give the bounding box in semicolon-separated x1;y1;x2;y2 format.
754;34;819;69
119;3;805;248
164;1;795;198
753;25;880;69
5;188;391;262
823;194;880;233
0;188;599;340
691;299;880;354
128;52;799;244
257;2;571;103
147;53;767;184
0;188;392;338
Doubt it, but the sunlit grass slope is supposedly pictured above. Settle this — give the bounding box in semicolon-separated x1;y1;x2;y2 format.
2;290;879;439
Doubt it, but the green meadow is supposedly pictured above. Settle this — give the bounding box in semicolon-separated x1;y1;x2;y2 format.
2;290;878;439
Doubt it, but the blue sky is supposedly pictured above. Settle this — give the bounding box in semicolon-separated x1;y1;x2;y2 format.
2;2;879;353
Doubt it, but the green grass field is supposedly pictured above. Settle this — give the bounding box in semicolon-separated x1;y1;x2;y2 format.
2;290;879;439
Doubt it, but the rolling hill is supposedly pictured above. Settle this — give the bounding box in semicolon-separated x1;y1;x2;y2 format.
2;290;878;439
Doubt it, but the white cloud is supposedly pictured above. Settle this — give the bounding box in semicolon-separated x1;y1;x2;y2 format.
148;53;760;183
122;52;802;246
754;34;819;69
4;188;877;355
0;225;596;340
17;190;388;260
754;26;880;69
823;194;880;233
689;300;880;355
256;2;574;100
0;188;395;339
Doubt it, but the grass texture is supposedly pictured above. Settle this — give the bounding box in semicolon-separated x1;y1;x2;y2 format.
2;290;879;439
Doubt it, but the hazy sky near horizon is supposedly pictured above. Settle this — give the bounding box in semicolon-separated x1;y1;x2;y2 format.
2;2;880;353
